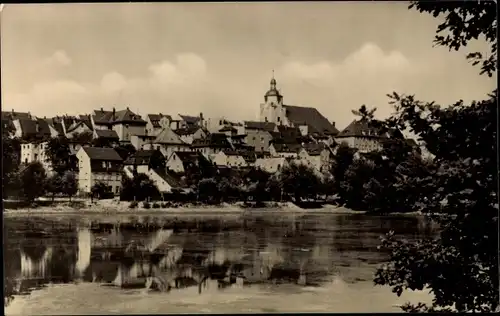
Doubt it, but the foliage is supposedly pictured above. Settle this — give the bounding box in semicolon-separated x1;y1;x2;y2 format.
45;173;63;201
409;0;497;77
277;163;321;202
330;143;356;204
114;143;137;160
2;129;21;196
129;201;138;208
91;181;113;200
152;202;160;208
372;2;498;312
19;162;47;202
197;178;219;203
61;171;78;200
45;136;77;174
142;201;151;209
120;173;160;201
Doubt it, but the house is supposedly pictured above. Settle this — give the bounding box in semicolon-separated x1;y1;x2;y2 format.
152;126;191;158
203;116;242;134
259;76;339;138
43;117;65;138
124;150;165;174
76;147;124;196
211;150;248;168
254;157;288;173
93;129;120;146
130;132;156;151
170;113;203;130
13;118;52;141
91;107;147;142
166;151;210;174
244;121;277;152
65;115;94;139
146;113;172;136
297;143;332;172
2;110;32;136
335;119;390;153
20;141;53;174
191;133;233;158
175;126;207;144
269;143;302;158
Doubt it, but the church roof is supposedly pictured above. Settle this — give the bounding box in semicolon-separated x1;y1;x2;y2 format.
283;105;339;136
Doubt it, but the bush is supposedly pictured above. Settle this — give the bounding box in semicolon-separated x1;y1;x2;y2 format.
129;201;138;208
161;202;168;208
152;202;160;208
142;201;151;209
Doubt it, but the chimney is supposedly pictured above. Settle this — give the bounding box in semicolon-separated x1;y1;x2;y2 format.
200;112;204;120
11;109;14;114
159;112;162;116
36;122;40;133
332;121;336;128
101;107;103;112
44;116;46;119
112;107;116;120
127;106;129;110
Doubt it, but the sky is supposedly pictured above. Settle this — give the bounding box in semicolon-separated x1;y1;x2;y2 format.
1;2;495;130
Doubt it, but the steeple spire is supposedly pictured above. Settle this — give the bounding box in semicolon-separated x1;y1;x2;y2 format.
270;70;276;90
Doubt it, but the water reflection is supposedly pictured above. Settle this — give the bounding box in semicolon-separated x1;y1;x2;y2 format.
4;213;437;305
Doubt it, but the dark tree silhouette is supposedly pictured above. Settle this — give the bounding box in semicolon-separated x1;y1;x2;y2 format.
372;1;498;312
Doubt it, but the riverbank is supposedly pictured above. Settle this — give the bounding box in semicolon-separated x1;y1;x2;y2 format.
3;199;379;217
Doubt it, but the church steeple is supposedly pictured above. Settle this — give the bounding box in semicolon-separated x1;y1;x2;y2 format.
264;70;282;102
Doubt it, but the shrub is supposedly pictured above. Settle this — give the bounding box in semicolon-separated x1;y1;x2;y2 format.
142;201;151;209
161;202;168;208
129;201;138;208
152;202;160;209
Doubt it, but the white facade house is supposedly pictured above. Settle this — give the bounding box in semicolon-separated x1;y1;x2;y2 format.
210;151;248;168
20;141;53;174
76;147;124;196
297;144;332;172
254;157;288;173
91;108;147;142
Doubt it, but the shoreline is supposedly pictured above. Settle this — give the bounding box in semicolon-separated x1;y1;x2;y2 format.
2;200;424;217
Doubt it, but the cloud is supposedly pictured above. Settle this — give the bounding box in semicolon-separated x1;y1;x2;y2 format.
42;50;72;67
4;53;212;117
279;42;424;128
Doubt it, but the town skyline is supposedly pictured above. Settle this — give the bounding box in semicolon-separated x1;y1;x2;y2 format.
1;2;495;130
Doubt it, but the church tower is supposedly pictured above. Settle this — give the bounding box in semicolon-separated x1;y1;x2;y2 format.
259;72;288;125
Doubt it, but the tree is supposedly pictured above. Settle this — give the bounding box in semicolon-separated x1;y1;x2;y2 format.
45;136;77;174
198;178;219;203
278;164;321;202
20;162;47;202
373;1;498;312
331;143;356;204
61;171;78;201
91;182;112;200
45;173;63;202
120;173;160;201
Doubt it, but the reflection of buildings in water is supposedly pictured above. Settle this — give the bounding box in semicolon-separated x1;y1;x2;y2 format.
76;227;92;276
204;247;246;266
20;247;52;279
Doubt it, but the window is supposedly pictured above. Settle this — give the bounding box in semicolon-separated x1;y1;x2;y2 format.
34;154;38;161
277;117;280;122
25;158;28;164
102;161;106;168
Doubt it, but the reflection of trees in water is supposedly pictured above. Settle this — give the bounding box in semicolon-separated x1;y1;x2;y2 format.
5;214;435;302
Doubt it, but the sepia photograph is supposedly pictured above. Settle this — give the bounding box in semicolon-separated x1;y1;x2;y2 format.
2;1;498;314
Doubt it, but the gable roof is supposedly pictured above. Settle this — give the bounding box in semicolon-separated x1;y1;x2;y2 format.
17;118;52;140
124;150;160;165
92;108;147;126
272;142;302;153
175;126;203;136
44;118;64;135
191;133;233;149
283;105;339;136
244;121;277;132
147;113;172;128
302;142;327;156
219;126;237;132
179;114;201;124
337;119;390;138
2;111;31;120
82;147;123;161
94;129;119;140
154;127;187;145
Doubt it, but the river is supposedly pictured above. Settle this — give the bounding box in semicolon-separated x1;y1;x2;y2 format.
4;211;438;314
